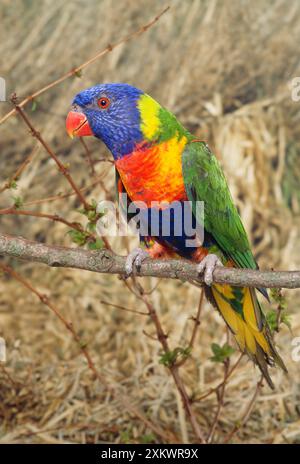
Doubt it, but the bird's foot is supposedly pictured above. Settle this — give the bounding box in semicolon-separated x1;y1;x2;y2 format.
197;253;223;286
125;247;149;277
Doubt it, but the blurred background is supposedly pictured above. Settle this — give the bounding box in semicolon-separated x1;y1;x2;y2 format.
0;0;300;444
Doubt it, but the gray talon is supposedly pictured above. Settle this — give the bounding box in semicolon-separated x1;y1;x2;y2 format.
197;254;223;286
125;247;149;276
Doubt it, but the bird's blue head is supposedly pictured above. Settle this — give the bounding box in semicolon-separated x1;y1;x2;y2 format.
66;83;146;158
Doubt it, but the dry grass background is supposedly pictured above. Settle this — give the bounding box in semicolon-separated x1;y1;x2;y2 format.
0;0;300;444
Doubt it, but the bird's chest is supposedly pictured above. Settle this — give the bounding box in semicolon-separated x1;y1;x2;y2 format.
115;137;188;206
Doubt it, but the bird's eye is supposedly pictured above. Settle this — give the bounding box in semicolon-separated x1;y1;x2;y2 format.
97;97;110;109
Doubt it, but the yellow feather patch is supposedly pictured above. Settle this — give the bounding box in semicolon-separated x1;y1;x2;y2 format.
150;134;187;181
214;283;234;300
138;94;161;140
243;287;259;332
212;286;240;334
253;330;270;354
213;286;255;354
212;284;271;357
244;326;257;354
242;288;270;353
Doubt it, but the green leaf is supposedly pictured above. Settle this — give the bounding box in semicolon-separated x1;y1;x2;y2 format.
13;196;23;209
159;351;177;367
77;203;95;218
87;239;103;250
159;346;191;367
139;433;155;444
210;343;235;363
9;180;18;190
74;69;82;78
79;339;88;349
87;221;96;233
31;100;37;112
281;313;292;331
77;207;88;216
270;288;287;309
87;209;97;221
266;310;277;332
67;229;87;246
91;199;98;209
266;310;291;332
120;430;131;444
268;288;289;332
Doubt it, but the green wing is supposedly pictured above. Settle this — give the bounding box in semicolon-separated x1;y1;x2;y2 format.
182;141;257;270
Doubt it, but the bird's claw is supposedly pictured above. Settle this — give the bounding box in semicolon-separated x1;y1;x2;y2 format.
125;247;149;277
197;253;223;286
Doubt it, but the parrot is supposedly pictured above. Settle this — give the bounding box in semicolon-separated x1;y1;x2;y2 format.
66;83;287;388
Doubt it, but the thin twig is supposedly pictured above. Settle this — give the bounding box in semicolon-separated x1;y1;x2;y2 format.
0;208;89;233
79;138;96;177
223;376;264;443
195;354;243;402
10;95;90;210
100;299;148;316
22;174;107;207
275;288;285;332
188;289;204;351
0;145;39;193
175;288;204;368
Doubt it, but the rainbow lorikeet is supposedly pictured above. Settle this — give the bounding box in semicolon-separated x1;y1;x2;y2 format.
66;83;287;388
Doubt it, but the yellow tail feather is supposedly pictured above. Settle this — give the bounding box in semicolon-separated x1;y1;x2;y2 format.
210;283;287;389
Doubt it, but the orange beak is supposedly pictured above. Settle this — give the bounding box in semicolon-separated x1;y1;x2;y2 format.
66;111;94;138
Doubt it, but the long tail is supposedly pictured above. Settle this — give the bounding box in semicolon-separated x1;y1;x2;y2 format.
206;283;287;389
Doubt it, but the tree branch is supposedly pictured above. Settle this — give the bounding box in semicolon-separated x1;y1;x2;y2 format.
0;233;299;288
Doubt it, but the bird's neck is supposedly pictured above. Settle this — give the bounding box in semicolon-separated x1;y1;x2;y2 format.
110;99;191;160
